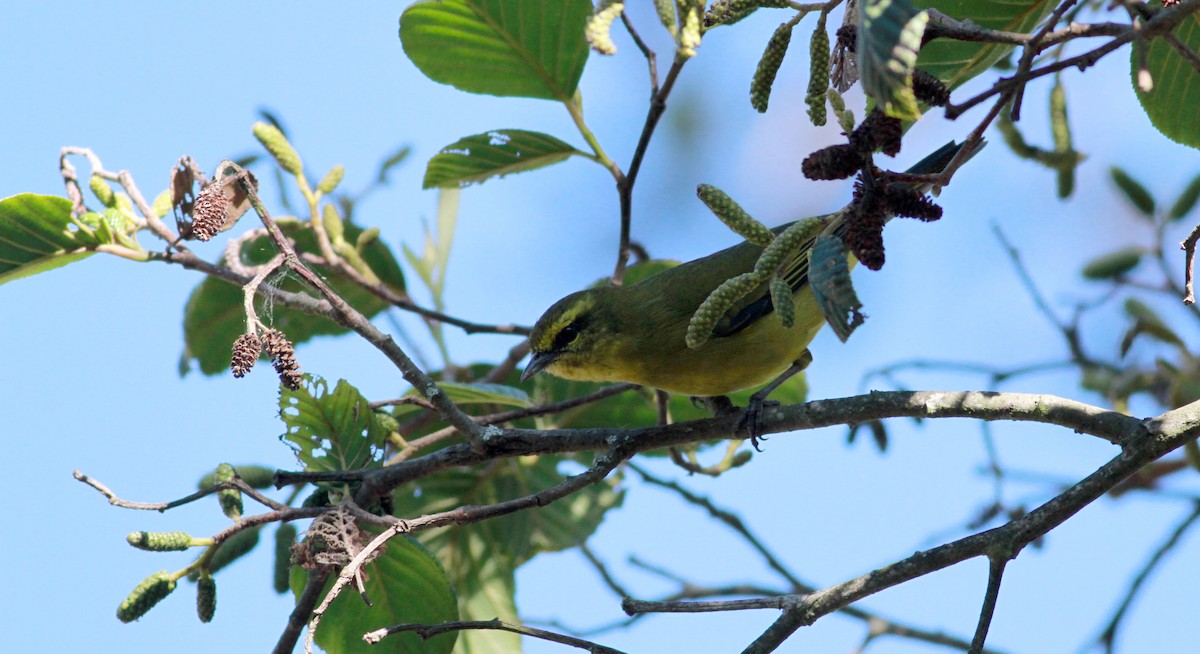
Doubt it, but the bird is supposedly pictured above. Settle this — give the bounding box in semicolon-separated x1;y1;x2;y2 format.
521;141;972;407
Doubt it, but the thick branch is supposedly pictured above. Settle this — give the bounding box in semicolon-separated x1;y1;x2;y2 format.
348;390;1150;506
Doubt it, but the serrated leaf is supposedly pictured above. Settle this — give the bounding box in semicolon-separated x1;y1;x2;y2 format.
858;0;928;120
1133;11;1200;149
0;194;102;285
423;130;583;189
1110;167;1156;217
280;378;388;472
291;533;458;654
1169;173;1200;220
181;220;405;375
914;0;1055;90
400;0;592;101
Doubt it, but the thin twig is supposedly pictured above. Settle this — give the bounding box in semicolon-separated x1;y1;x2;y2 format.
969;556;1009;654
1179;220;1200;304
613;58;687;283
228;166;487;451
306;447;632;650
364;618;627;653
1094;502;1200;652
74;469;287;512
1009;0;1079;121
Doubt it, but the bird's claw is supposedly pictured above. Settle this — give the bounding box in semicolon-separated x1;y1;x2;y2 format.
739;395;780;451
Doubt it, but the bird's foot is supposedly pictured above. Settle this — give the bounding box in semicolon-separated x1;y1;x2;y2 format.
739;393;780;451
693;394;774;451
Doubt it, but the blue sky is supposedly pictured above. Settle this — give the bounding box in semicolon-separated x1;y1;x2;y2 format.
3;2;1199;653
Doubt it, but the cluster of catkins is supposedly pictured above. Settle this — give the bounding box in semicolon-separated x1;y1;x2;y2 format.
800;69;951;271
230;329;302;390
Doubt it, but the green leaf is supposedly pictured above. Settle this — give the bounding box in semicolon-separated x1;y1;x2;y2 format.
423;130;583;189
1081;247;1143;280
1133;11;1200;149
0;194;101;285
399;0;592;101
1120;297;1185;356
914;0;1054;90
391;455;622;653
1110;167;1156;217
181;220;405;375
280;378;388;473
1169;173;1200;220
410;381;532;408
858;0;929;120
291;533;458;654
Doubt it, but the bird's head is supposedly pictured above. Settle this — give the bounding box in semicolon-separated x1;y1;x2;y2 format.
522;288;628;384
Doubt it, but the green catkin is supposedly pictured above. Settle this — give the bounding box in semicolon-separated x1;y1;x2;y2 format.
199;465;274;490
806;15;831;125
316;165;345;195
273;524;298;594
89;175;116;208
754;217;823;276
696;184;775;246
678;0;703;57
751;22;794;112
586;2;623;55
127;531;195;552
687;272;762;348
770;276;795;328
196;571;216;623
653;0;677;35
252;122;303;175
214;463;243;521
117;571;176;623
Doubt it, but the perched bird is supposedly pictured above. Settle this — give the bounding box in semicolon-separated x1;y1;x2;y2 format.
521;141;971;401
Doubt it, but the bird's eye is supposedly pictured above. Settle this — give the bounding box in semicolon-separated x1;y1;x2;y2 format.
552;320;583;351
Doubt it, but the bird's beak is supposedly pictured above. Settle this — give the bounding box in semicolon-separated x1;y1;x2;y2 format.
521;351;556;382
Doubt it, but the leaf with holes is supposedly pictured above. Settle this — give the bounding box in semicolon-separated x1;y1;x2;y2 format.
423;130;583;189
400;0;592;101
280;377;388;473
0;194;104;286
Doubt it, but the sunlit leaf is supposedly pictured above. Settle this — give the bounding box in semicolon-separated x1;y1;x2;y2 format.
1133;11;1200;149
858;0;928;120
279;377;389;473
0;194;102;285
423;130;583;189
400;0;591;101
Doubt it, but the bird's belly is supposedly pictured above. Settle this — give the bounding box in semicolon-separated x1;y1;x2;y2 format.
630;318;820;397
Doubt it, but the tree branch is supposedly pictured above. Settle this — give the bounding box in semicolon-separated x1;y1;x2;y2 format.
364;618;626;654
